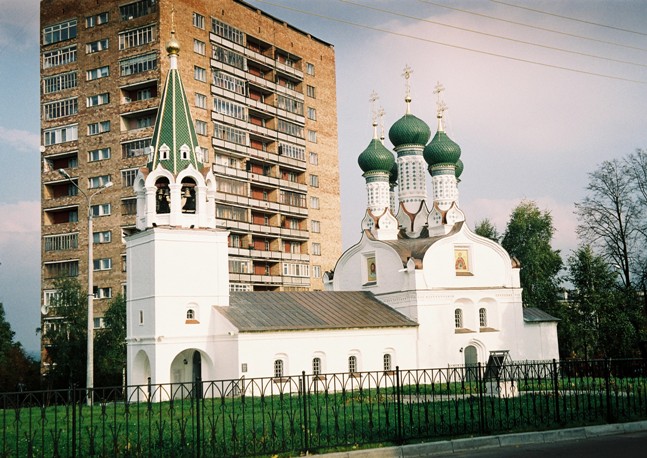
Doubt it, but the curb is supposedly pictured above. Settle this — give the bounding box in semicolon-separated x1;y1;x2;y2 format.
321;420;647;457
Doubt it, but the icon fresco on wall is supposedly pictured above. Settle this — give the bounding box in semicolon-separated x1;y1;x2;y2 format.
367;256;377;282
454;248;469;274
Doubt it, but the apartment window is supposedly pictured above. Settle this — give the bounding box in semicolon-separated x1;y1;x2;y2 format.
43;19;77;45
313;265;321;279
43;97;78;120
44;233;78;251
93;287;112;299
282;263;309;277
43;71;77;94
217;177;246;196
277;142;305;161
88;175;111;189
310;197;319;210
348;355;357;374
121;168;138;186
87;93;110;107
194;66;206;82
43;45;77;69
195;120;208;136
93;317;105;329
217;204;247;222
120;0;157;20
307;107;317;121
274;359;284;378
44;124;78;146
479;308;487;327
192;12;205;29
309;152;318;165
306;84;316;98
119;25;155;50
214;97;246;120
229;259;250;274
230;234;242;248
87;121;110;135
211;18;244;45
213;71;246;95
312;243;321;256
383;354;392;371
277;119;304;138
90;203;111;217
93;231;111;244
86;66;109;81
122;138;151;158
277;95;303;115
212;46;245;70
308;130;317;143
309;174;319;188
135;115;154;129
193;39;206;55
93;258;112;271
306;63;315;75
213;122;247;145
88;148;111;162
86;38;109;53
455;308;463;328
86;12;109;28
311;220;321;233
122;198;137;215
280;191;306;208
120;53;157;76
195;93;207;109
45;260;79;278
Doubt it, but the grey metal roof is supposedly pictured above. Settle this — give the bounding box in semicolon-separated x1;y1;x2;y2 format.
523;307;560;322
216;291;418;332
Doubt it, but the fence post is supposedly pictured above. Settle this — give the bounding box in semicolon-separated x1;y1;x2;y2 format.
301;371;309;454
477;362;485;434
552;359;560;423
70;384;77;458
395;366;403;444
195;377;201;458
604;358;613;423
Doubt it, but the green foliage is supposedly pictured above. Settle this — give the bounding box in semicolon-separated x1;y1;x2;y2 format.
473;218;500;243
95;294;127;386
501;200;563;312
0;303;40;392
44;277;87;388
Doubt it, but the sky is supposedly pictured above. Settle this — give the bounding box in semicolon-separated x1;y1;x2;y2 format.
1;0;647;354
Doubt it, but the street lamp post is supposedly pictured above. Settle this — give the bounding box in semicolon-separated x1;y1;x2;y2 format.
59;169;112;405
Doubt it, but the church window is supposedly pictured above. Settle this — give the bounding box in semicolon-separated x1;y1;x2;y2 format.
479;308;487;327
312;357;321;375
186;309;195;320
274;359;284;378
383;354;392;372
348;355;358;374
159;145;170;160
139;310;144;325
180;145;190;160
155;177;170;214
455;309;463;328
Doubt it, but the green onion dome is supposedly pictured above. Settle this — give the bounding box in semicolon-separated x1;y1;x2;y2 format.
388;113;431;148
455;158;464;179
389;161;398;185
358;138;395;174
423;129;461;167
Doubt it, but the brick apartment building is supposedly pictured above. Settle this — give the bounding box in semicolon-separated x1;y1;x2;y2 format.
40;0;341;346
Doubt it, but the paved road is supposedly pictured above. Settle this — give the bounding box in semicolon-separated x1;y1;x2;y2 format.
433;430;647;457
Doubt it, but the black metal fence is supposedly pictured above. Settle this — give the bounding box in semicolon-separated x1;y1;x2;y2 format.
1;359;646;457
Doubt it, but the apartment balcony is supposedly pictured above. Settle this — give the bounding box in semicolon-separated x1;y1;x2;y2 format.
228;273;283;284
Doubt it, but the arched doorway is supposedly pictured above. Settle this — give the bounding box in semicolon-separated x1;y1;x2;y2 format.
192;350;202;399
464;345;478;382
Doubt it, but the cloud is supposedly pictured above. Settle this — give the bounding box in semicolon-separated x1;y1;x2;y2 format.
0;0;39;51
0;201;39;235
0;126;40;153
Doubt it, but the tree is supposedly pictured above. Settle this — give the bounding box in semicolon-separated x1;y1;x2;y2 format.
95;294;127;387
562;246;636;358
0;303;40;392
501;201;563;312
43;277;87;389
474;218;500;242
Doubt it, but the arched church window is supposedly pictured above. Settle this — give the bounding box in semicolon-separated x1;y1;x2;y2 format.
181;177;196;214
348;355;357;374
274;359;284;378
155;177;170;214
479;308;487;327
312;357;321;375
383;353;392;371
454;308;463;328
186;309;195;320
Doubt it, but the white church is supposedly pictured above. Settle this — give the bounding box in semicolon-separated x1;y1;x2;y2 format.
126;35;559;390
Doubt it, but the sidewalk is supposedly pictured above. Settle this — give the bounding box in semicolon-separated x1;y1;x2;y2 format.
323;420;647;457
